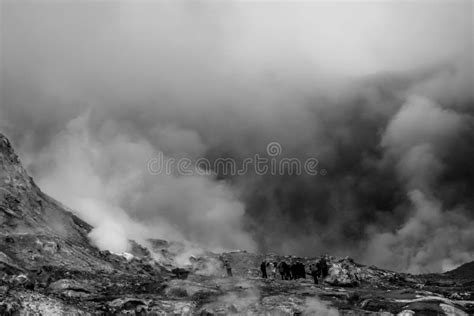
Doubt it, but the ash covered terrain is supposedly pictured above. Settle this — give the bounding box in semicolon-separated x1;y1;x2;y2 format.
1;133;473;315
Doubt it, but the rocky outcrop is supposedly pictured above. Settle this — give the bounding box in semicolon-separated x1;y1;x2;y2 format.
325;261;360;287
48;279;95;298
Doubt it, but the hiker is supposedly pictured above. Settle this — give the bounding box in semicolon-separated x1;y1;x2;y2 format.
284;262;291;280
299;261;306;279
278;262;286;280
224;259;232;277
309;263;319;284
290;262;297;280
271;262;278;279
320;256;329;279
296;261;304;279
278;261;292;280
260;260;267;278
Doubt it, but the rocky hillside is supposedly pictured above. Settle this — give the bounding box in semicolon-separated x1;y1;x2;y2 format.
1;133;108;272
445;261;474;281
1;132;473;315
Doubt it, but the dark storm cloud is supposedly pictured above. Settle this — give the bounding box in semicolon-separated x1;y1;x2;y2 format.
1;0;472;272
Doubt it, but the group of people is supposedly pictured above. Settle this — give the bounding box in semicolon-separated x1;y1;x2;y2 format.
221;256;330;284
274;261;305;280
259;261;278;279
260;257;329;283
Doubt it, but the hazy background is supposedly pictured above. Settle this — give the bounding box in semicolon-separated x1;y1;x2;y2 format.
1;0;473;273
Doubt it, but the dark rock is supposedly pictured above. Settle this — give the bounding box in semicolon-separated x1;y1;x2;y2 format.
172;268;190;279
48;279;94;298
108;298;150;313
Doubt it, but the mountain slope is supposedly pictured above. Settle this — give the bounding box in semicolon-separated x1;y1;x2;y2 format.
0;132;106;271
0;133;168;314
445;261;474;280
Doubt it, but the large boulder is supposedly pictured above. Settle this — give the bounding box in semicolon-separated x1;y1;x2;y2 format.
324;261;359;287
171;267;190;279
108;298;151;314
48;279;94;298
394;296;468;316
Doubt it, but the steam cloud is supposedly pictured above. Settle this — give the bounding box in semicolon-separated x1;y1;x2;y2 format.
1;1;473;272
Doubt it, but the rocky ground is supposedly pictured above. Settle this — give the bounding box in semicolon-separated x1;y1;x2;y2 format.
1;132;474;315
